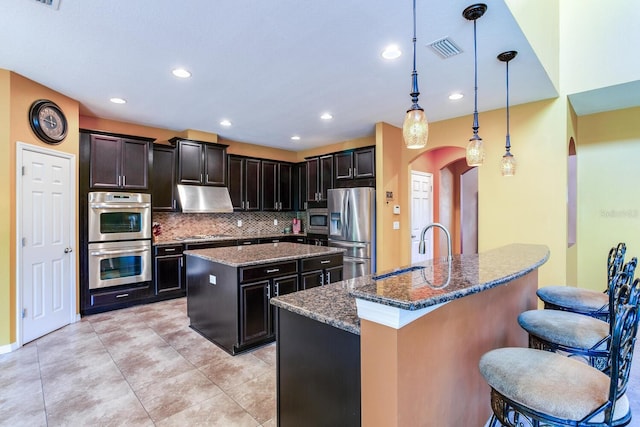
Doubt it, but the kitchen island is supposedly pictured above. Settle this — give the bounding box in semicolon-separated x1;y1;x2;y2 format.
184;242;344;355
271;243;549;427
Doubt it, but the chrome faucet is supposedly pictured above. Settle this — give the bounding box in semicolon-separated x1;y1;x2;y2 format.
419;223;452;261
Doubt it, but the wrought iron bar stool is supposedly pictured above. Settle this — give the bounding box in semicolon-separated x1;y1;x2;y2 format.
536;243;626;322
518;259;637;372
479;291;640;427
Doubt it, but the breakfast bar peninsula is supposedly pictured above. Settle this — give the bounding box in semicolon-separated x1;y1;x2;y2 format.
271;243;549;426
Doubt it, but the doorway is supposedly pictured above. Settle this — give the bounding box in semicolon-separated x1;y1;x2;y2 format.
17;142;76;344
410;171;433;263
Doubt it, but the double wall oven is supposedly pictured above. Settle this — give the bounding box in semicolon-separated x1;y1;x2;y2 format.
87;192;152;290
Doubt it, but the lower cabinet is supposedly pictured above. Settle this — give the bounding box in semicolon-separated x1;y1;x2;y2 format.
153;244;185;297
300;254;344;290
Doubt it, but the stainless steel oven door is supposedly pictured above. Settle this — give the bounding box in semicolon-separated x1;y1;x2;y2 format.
88;192;151;242
88;240;152;289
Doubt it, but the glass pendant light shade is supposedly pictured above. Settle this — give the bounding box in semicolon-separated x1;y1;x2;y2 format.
501;152;516;176
403;108;429;149
466;135;484;166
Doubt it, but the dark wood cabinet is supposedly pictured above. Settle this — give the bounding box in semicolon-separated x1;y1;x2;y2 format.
173;138;228;186
151;145;177;211
262;160;293;211
300;253;343;290
153;244;185;297
228;155;261;211
306;154;333;203
88;134;150;190
334;146;375;187
294;162;307;211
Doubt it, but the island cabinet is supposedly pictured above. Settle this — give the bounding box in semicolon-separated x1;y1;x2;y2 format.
172;137;228;186
300;253;343;290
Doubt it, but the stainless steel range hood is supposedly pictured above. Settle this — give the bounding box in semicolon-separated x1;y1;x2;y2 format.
176;184;234;213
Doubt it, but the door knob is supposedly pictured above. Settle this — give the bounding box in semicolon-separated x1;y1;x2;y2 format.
64;247;73;253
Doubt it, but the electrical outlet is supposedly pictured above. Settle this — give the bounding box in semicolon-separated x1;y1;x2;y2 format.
274;219;278;226
393;221;400;230
209;275;217;285
237;219;242;227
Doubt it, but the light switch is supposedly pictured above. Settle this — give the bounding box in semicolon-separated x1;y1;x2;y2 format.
393;205;400;214
393;221;400;230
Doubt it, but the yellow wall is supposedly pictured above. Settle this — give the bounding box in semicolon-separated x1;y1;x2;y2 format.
0;70;11;346
576;107;640;291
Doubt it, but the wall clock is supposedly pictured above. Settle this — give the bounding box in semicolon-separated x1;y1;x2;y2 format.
29;99;68;144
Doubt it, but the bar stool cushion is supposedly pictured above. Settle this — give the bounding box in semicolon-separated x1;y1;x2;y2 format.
518;309;608;350
537;286;607;313
480;347;629;422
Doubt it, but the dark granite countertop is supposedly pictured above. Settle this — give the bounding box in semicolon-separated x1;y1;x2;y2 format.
270;243;549;335
154;231;307;246
184;242;344;267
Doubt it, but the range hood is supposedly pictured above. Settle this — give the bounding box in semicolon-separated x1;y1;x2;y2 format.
176;184;234;213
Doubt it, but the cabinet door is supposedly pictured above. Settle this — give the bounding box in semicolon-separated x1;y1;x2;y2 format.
295;162;307;210
270;274;299;335
227;156;244;210
306;157;319;202
300;270;323;290
152;146;177;211
89;134;121;188
204;144;226;186
177;140;203;184
354;147;375;178
244;158;261;211
261;160;278;211
154;255;184;295
239;280;270;346
319;155;333;200
334;152;353;180
326;266;343;284
121;139;149;189
279;163;293;211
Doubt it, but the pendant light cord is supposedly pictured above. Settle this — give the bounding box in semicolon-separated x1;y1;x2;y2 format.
410;0;419;106
472;18;479;134
505;59;511;151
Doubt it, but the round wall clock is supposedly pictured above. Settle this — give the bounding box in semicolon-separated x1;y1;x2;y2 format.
29;99;68;144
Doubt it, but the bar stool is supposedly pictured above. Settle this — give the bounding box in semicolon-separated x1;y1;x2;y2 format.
536;243;626;322
480;297;639;426
518;260;637;372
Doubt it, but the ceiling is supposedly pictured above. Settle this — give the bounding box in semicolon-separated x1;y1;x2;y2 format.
0;0;564;150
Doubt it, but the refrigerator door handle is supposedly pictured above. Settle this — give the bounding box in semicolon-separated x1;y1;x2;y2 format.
343;256;367;264
329;240;367;249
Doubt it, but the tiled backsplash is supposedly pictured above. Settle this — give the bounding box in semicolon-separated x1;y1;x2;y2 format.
153;211;303;241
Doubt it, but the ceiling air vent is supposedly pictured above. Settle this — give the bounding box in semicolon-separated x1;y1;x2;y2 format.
33;0;61;10
428;37;462;59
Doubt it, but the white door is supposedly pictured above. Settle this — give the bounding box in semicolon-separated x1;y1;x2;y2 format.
411;171;433;263
20;146;74;343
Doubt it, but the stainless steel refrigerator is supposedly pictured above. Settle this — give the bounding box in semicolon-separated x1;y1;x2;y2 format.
327;187;376;279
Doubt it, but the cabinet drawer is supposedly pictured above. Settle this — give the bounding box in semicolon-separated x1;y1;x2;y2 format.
155;244;183;256
89;284;151;307
300;254;343;272
238;238;260;246
240;261;298;283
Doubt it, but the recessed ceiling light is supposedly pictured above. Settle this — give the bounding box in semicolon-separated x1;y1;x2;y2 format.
448;92;464;100
172;68;192;78
320;113;333;120
220;119;232;127
381;44;402;60
291;136;301;141
110;97;126;104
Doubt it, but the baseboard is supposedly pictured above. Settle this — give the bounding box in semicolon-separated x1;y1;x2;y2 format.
0;341;20;355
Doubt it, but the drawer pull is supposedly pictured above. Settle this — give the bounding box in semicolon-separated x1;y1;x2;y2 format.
164;248;176;252
115;293;129;298
266;268;280;273
320;260;331;264
243;241;252;245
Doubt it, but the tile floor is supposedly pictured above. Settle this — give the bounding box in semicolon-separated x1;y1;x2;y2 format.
1;297;640;426
0;298;276;426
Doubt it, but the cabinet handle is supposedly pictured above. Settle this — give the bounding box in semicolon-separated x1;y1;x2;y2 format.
115;293;129;298
304;202;307;210
243;241;252;245
180;258;183;268
241;201;245;209
320;273;324;286
117;176;121;187
266;285;271;299
200;173;203;183
320;260;330;264
348;167;352;177
274;283;280;296
206;173;209;183
165;248;176;252
266;268;280;273
173;200;176;209
122;175;126;187
326;272;331;284
247;201;250;209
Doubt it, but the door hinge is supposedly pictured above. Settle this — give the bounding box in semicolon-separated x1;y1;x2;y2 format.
22;237;26;247
22;308;26;319
22;166;26;176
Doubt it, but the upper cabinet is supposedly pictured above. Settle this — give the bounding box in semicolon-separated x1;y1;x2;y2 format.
334;146;375;186
294;162;307;211
172;137;228;186
262;160;293;211
151;144;177;211
228;155;261;211
83;132;152;190
306;155;333;203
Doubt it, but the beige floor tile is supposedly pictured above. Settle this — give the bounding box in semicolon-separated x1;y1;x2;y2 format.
226;371;277;424
37;333;106;371
0;344;41;388
200;352;273;392
99;326;170;360
250;342;277;366
261;417;277;427
154;392;260;427
135;368;223;422
114;343;192;391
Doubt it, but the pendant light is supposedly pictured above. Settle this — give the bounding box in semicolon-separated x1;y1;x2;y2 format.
402;0;429;150
498;50;517;176
462;3;487;166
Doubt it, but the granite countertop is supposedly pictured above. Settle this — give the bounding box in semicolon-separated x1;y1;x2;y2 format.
271;243;550;335
155;231;307;246
184;242;344;267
